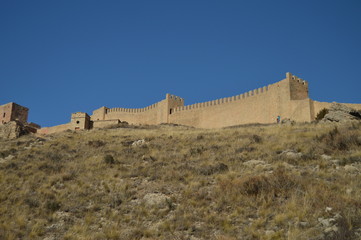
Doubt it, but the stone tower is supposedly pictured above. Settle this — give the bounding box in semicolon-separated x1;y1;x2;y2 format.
71;112;91;130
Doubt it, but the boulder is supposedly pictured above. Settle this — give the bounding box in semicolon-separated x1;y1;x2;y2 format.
143;193;169;208
132;139;146;147
0;121;28;140
322;103;361;122
344;165;359;173
279;149;303;159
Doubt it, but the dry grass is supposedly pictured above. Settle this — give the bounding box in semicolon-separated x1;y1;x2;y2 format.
0;122;361;239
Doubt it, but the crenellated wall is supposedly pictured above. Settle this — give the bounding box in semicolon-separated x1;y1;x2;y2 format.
91;94;184;126
88;72;315;129
287;72;309;100
32;72;361;134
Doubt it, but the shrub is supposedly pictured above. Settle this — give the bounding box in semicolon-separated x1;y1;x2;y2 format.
315;108;329;121
250;134;262;143
199;163;229;175
315;127;361;151
238;170;297;197
104;154;116;164
46;200;61;212
88;140;105;148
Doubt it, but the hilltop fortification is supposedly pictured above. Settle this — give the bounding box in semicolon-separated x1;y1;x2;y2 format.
3;72;361;135
88;72;361;129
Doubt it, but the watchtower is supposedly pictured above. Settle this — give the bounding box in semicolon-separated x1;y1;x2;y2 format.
71;112;91;130
0;102;28;124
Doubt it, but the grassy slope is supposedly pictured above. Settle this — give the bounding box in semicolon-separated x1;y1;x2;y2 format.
0;122;361;240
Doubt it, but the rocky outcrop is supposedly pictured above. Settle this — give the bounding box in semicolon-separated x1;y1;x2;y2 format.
0;121;28;140
322;103;361;122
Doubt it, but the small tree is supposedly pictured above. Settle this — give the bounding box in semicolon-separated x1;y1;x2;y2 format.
316;108;329;121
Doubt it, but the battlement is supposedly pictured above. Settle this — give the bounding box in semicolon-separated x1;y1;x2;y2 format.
71;112;89;118
286;72;308;85
28;71;360;133
286;72;309;100
107;102;160;113
172;85;270;113
166;93;184;102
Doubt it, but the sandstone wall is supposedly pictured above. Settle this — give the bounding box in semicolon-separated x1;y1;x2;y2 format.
92;119;120;128
32;72;361;133
168;75;312;128
37;123;72;135
91;94;184;125
288;73;309;100
88;73;314;129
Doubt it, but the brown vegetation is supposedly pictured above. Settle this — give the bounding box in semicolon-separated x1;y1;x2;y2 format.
0;122;361;239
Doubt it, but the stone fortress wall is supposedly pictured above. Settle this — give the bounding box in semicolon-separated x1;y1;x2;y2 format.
89;72;361;129
2;72;361;135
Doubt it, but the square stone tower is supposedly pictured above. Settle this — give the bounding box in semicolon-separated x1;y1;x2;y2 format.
0;102;28;124
71;112;91;130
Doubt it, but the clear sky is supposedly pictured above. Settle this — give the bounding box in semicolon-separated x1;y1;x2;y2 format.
1;1;360;127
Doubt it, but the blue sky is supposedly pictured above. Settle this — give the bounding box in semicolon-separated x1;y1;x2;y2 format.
1;1;360;127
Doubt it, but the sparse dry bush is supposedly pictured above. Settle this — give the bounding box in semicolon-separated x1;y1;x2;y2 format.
315;126;361;152
0;123;361;239
316;108;329;121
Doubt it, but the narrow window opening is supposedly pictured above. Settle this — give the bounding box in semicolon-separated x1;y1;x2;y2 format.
76;121;80;124
3;113;5;118
169;109;173;114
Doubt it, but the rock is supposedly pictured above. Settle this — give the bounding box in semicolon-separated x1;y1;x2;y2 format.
143;193;169;208
322;103;361;122
243;160;272;171
321;154;332;160
325;207;332;213
4;155;14;160
299;222;309;228
0;121;29;139
132;139;146;147
281;162;295;169
265;230;275;235
281;118;295;125
280;149;303;159
324;225;338;233
331;159;341;165
318;218;333;227
344;165;359;173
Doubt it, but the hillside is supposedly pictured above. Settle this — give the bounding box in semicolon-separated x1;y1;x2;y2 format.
0;122;361;240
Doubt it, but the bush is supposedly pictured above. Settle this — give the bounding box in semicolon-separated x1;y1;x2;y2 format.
88;140;105;148
199;163;229;175
251;134;262;143
315;127;361;151
104;154;116;164
46;200;61;212
316;108;329;121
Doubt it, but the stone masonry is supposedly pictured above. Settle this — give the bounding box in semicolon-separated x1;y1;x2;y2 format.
4;72;361;135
